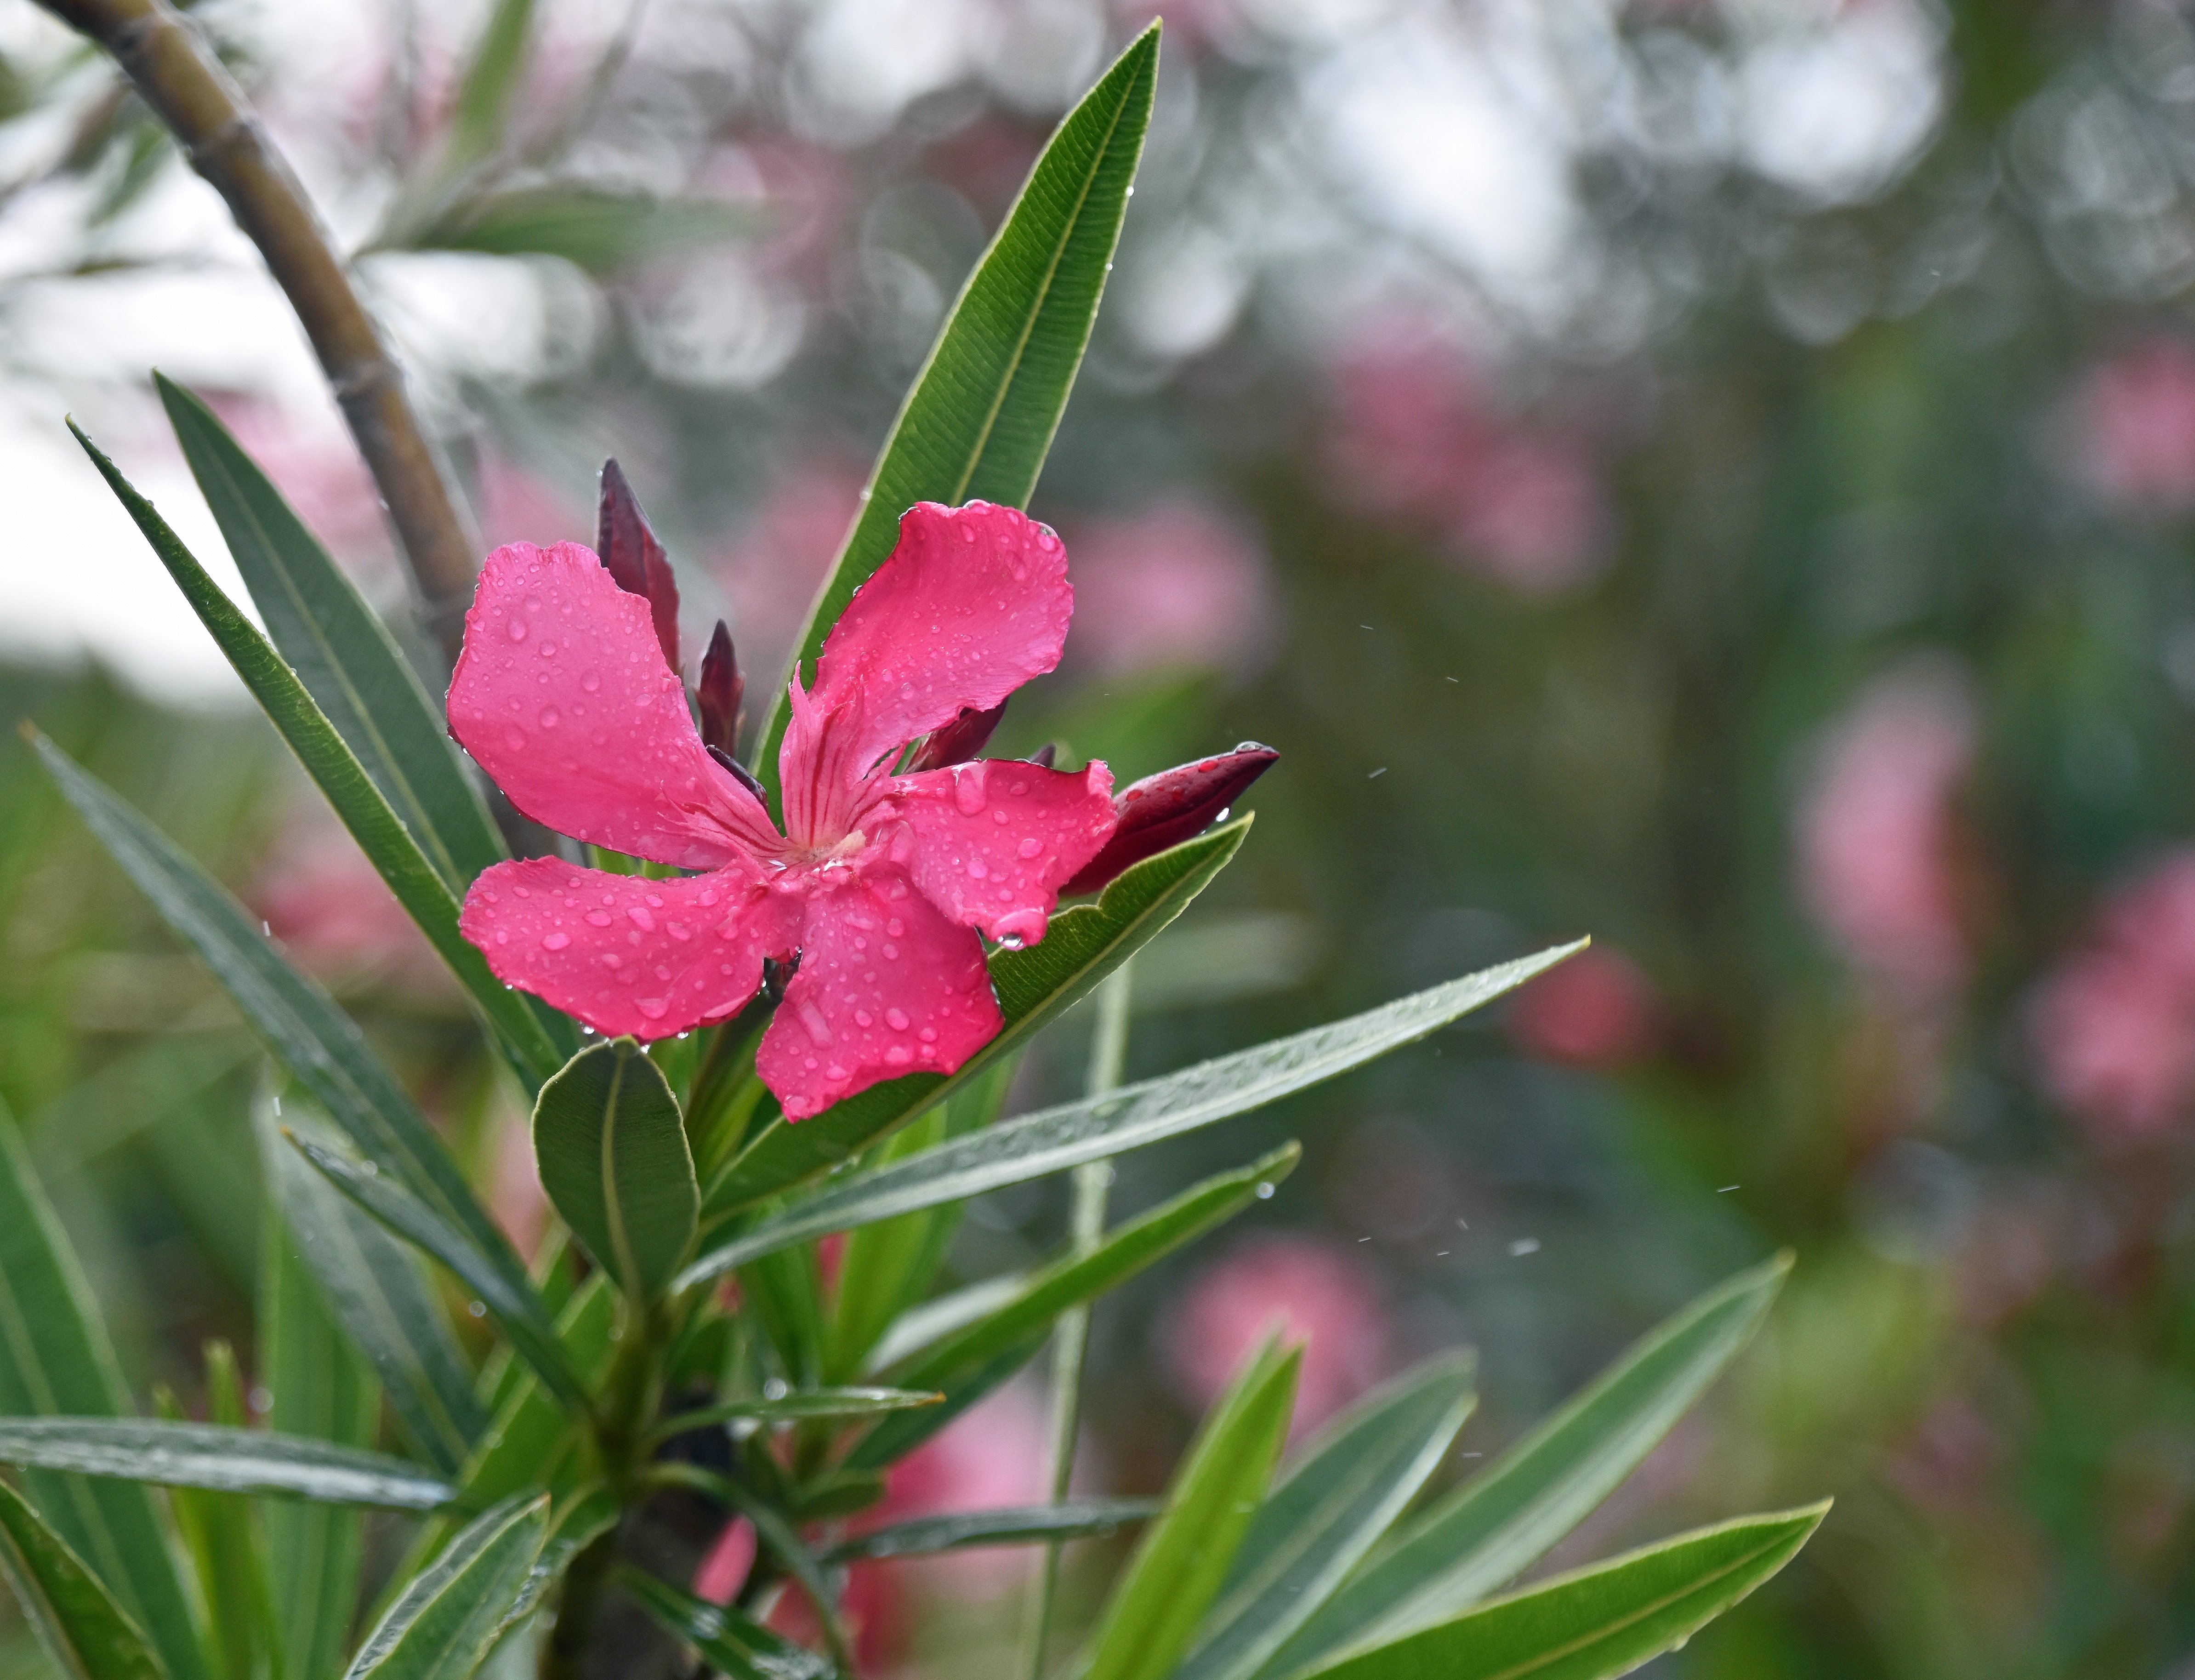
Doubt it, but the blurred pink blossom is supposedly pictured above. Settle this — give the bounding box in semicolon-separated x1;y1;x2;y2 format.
1163;1234;1393;1440
1064;500;1279;678
2030;852;2195;1141
708;458;866;681
2070;336;2195;515
488;1108;552;1262
1325;340;1611;595
1796;666;1976;1005
251;817;448;993
476;453;591;552
203;395;389;568
693;1516;757;1606
1507;946;1658;1071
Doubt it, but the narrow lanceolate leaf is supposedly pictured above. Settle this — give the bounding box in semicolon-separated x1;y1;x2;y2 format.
150;379;504;894
0;1106;208;1680
412;187;756;273
683;943;1578;1287
648;1388;942;1443
262;1103;485;1475
620;1567;836;1680
1179;1354;1478;1680
80;412;571;1088
155;1349;264;1680
1260;1254;1791;1680
504;1488;619;1624
293;1137;593;1418
531;1041;697;1303
262;1192;380;1680
825;1499;1159;1563
32;735;535;1307
705;816;1247;1221
751;23;1160;797
851;1144;1300;1471
1080;1340;1300;1680
0;1479;166;1680
1292;1505;1831;1680
343;1496;548;1680
0;1421;453;1510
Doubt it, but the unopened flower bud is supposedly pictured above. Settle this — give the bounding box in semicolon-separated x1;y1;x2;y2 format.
598;458;681;672
698;620;744;757
1063;743;1277;895
910;699;1007;772
707;742;766;802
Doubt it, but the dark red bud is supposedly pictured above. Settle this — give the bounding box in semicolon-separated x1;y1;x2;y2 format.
1063;743;1278;896
698;620;745;757
1028;741;1058;769
910;699;1007;772
598;458;681;672
707;742;767;802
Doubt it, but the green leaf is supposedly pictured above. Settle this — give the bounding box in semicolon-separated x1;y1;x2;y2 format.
648;1465;850;1668
1079;1339;1300;1680
262;1192;380;1680
291;1136;594;1418
0;1478;167;1680
412;187;758;272
739;1244;828;1391
825;1058;1016;1382
750;23;1159;798
449;0;535;168
149;378;503;896
705;816;1246;1220
31;734;535;1308
850;1143;1300;1471
0;1420;454;1510
648;1387;942;1442
825;1498;1159;1563
0;1105;208;1680
618;1566;836;1680
861;1273;1026;1376
1178;1355;1477;1680
82;409;570;1089
1262;1254;1791;1679
683;942;1577;1287
162;1345;267;1680
1291;1504;1830;1680
531;1041;697;1303
344;1495;548;1680
261;1100;486;1476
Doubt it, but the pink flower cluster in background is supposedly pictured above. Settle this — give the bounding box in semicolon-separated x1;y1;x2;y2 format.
1796;665;1976;1008
708;457;867;683
2029;851;2195;1143
2068;336;2195;516
1064;499;1280;678
1507;945;1659;1071
1326;336;1611;595
1162;1233;1393;1440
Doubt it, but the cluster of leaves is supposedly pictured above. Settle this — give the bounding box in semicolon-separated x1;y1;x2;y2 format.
1;28;1821;1680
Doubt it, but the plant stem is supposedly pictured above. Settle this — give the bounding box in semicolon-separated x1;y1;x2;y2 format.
33;0;483;665
1021;960;1133;1680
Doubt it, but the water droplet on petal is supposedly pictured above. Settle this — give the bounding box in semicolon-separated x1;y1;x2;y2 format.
586;910;612;926
798;1001;835;1045
882;943;898;960
506;615;528;642
1018;837;1043;859
854;1010;873;1028
887;920;904;937
954;764;988;814
628;906;656;932
582;670;601;691
505;726;527;750
539;707;559;729
542;931;570;951
967;860;987;880
886;1045;911;1065
638;998;667;1020
886;1008;910;1031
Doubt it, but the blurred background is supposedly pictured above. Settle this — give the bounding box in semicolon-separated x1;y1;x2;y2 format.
6;0;2195;1673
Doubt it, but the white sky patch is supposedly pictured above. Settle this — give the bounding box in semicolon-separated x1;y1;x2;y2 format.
1738;1;1945;204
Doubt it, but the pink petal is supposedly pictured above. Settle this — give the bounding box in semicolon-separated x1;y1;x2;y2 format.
693;1517;756;1605
756;870;1001;1120
868;758;1116;949
796;502;1074;783
459;857;798;1041
448;542;780;869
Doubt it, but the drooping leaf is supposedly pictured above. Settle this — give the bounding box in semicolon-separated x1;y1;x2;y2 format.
1177;1354;1477;1680
825;1498;1159;1563
0;1478;167;1680
343;1495;548;1680
704;816;1247;1220
850;1143;1300;1470
0;1420;454;1509
31;735;535;1307
78;411;570;1088
413;187;758;272
750;23;1160;797
260;1099;485;1475
683;943;1578;1287
0;1104;209;1680
1289;1505;1830;1680
1078;1339;1300;1680
531;1041;697;1303
1262;1254;1791;1678
291;1136;592;1418
648;1387;942;1442
262;1188;381;1680
618;1566;836;1680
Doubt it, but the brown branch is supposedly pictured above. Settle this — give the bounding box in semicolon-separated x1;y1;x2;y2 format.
36;0;482;665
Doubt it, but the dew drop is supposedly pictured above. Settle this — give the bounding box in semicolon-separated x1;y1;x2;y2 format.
582;670;601;691
1018;837;1043;859
918;1026;938;1042
882;943;899;960
886;1008;910;1031
887;919;904;937
954;764;988;814
1255;1182;1274;1200
542;931;571;951
586;910;612;926
855;1010;873;1028
637;998;668;1020
967;860;987;880
627;906;657;932
506;615;528;642
505;726;527;751
539;707;560;729
886;1045;911;1065
798;1001;835;1045
993;809;1010;825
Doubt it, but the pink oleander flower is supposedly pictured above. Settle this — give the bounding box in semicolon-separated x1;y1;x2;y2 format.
1065;500;1279;678
449;501;1119;1120
2070;336;2195;516
1163;1234;1393;1441
1507;945;1658;1071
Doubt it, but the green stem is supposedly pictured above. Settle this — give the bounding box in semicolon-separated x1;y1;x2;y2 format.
1021;960;1133;1680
